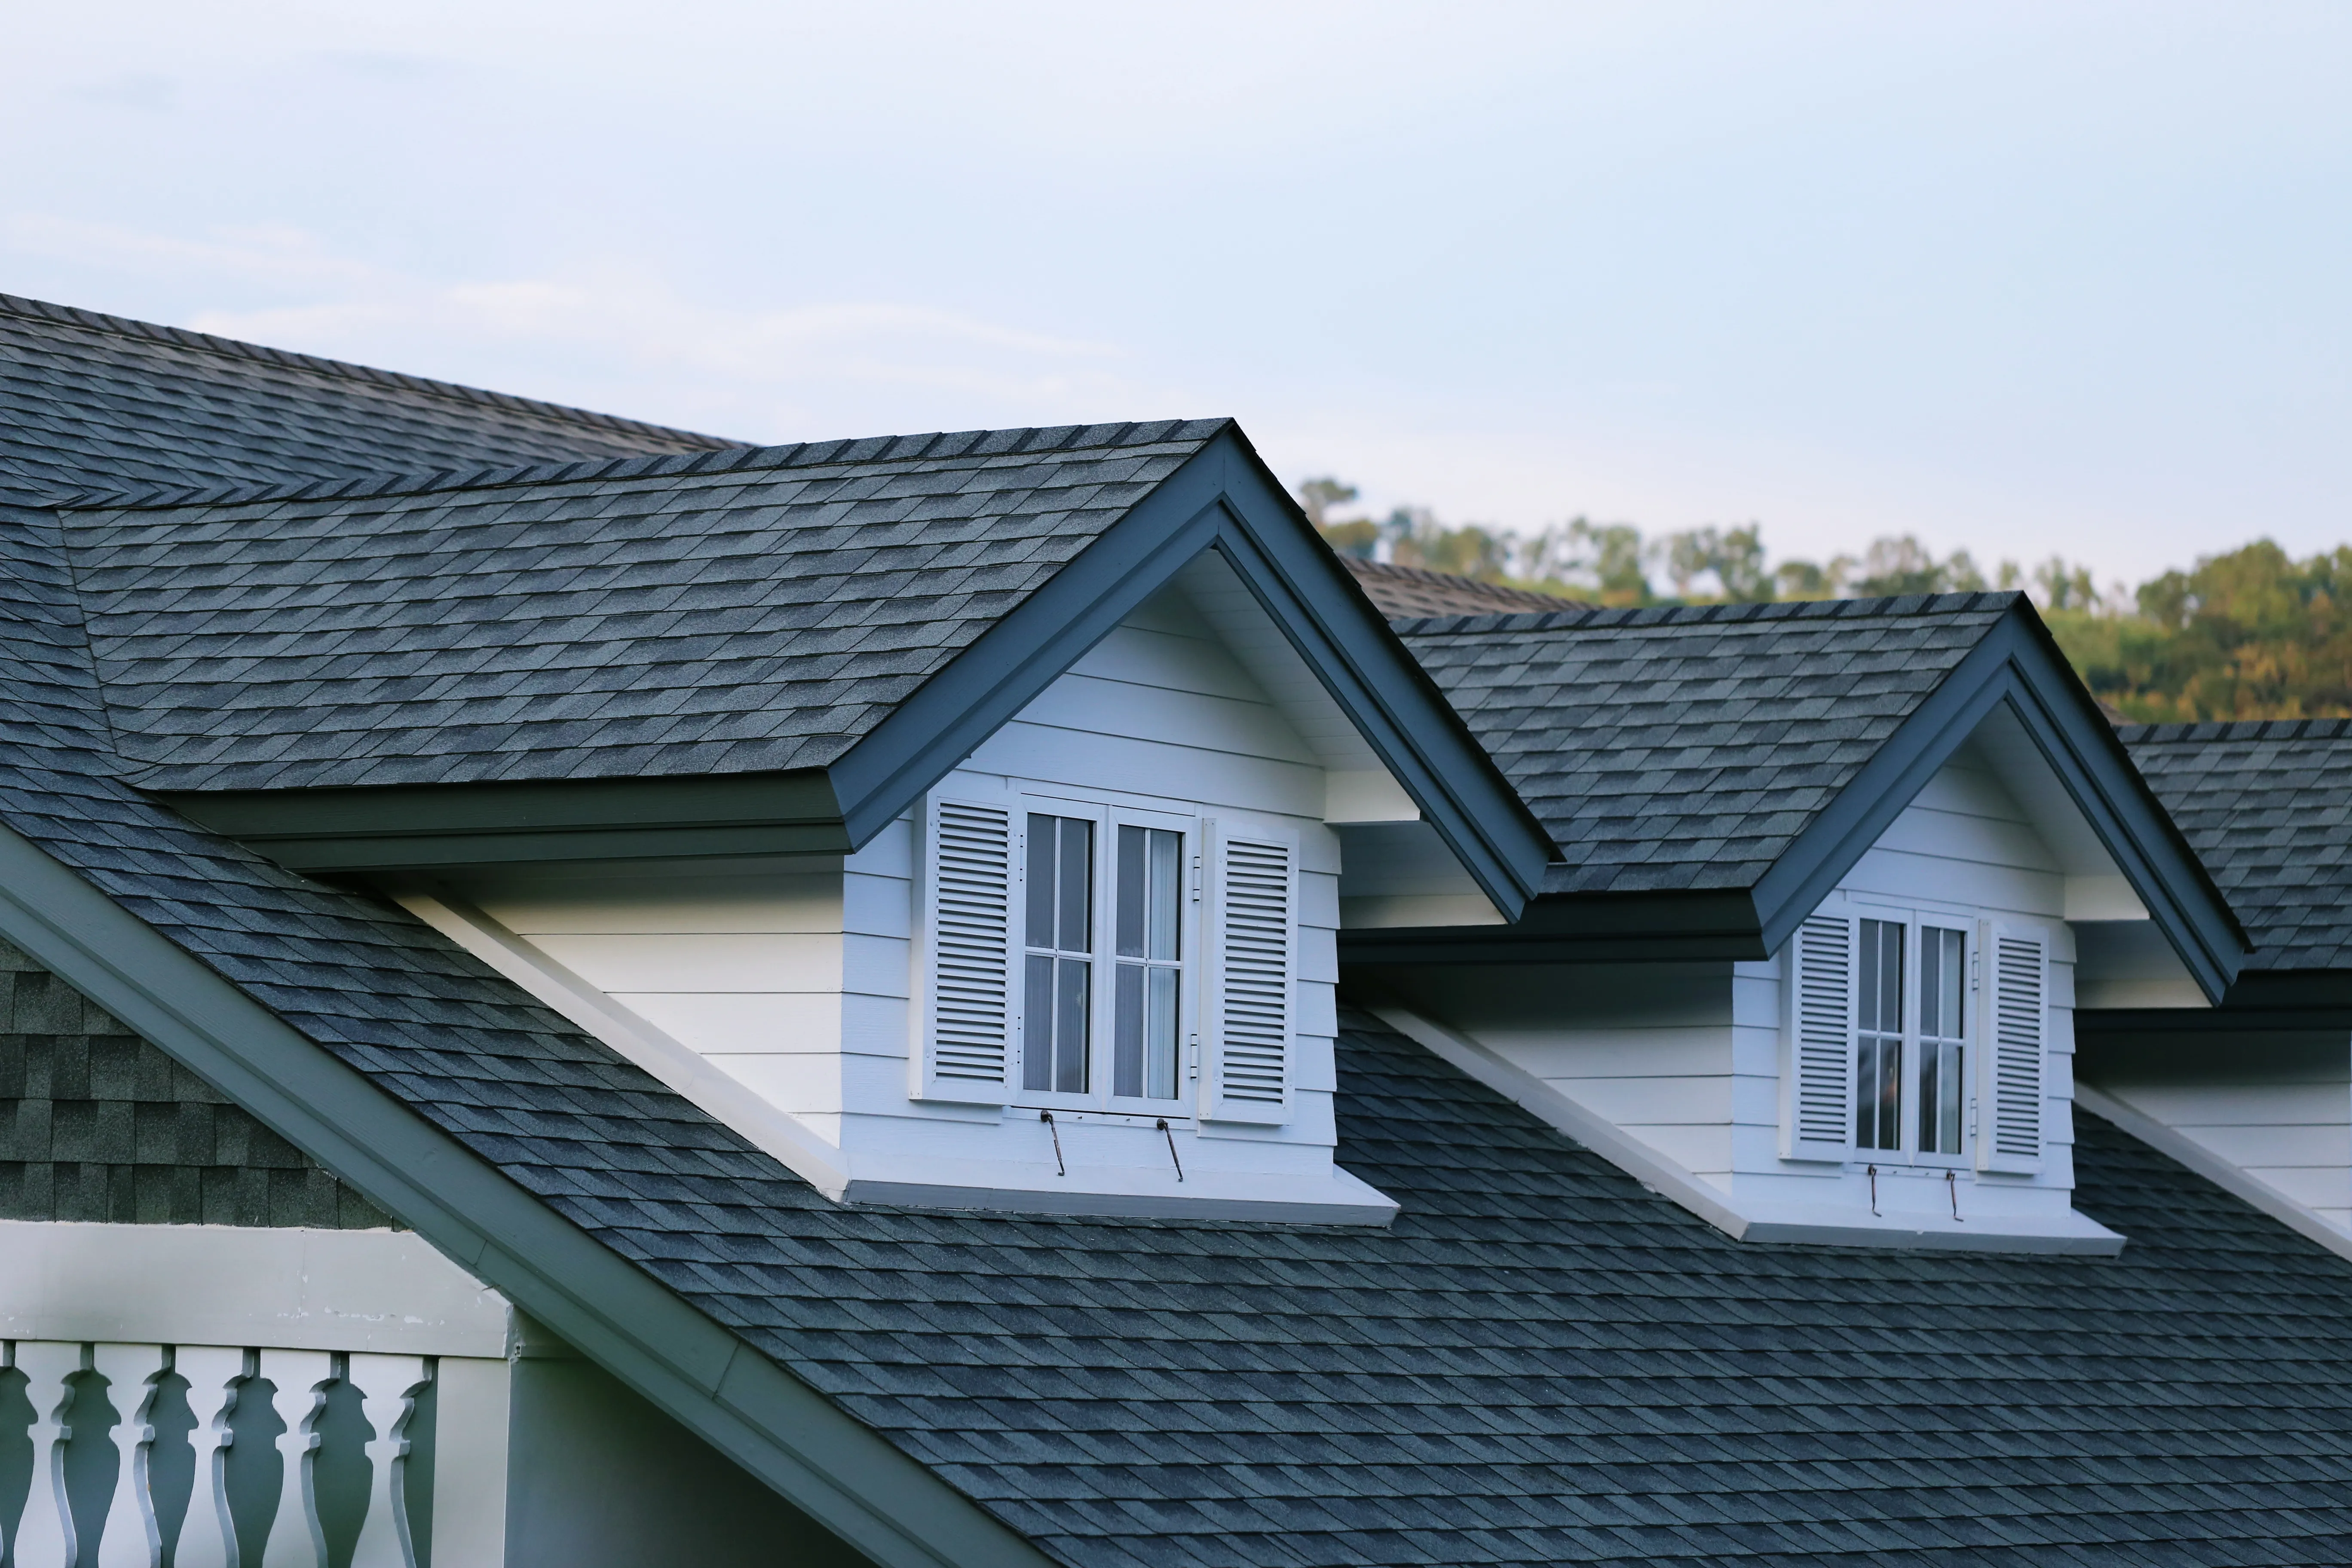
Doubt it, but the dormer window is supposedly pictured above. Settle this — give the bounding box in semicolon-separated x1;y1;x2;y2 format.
1855;918;1970;1161
1018;811;1190;1103
916;788;1297;1124
1786;899;2048;1174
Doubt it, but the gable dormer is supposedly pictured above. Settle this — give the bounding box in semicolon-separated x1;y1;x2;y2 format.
1355;594;2245;1253
102;421;1550;1225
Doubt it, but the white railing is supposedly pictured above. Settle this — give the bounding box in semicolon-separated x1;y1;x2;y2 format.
2;1339;432;1568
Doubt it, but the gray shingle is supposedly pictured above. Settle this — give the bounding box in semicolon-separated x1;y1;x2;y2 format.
1396;597;2010;895
2121;721;2352;972
59;423;1225;793
0;291;735;504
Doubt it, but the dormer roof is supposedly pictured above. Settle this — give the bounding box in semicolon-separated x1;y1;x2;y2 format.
45;420;1552;910
1366;593;2247;998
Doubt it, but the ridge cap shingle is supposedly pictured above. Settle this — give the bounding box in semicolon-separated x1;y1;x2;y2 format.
48;416;1234;516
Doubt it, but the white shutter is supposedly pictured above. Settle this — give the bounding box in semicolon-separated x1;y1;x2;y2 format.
1782;913;1856;1162
913;796;1016;1104
1201;822;1295;1124
1978;922;2048;1174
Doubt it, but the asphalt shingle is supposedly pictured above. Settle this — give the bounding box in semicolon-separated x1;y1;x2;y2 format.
2120;720;2352;972
1396;596;2010;895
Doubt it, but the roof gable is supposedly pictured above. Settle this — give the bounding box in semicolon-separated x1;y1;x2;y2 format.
1378;594;2244;995
0;291;733;502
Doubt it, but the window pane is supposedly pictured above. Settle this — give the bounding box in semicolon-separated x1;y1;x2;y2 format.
1115;825;1146;959
1146;965;1179;1099
1023;953;1056;1092
1054;956;1090;1092
1917;1038;1941;1153
1926;927;1965;1039
1057;818;1093;953
1859;919;1903;1035
1147;829;1182;961
1940;1044;1964;1153
1025;814;1057;950
1113;962;1143;1097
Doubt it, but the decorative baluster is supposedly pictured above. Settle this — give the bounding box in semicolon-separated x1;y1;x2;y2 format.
13;1341;85;1568
257;1349;331;1568
344;1355;429;1568
92;1343;169;1568
172;1347;246;1568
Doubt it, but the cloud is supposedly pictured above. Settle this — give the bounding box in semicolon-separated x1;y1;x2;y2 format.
3;212;1154;438
70;74;178;110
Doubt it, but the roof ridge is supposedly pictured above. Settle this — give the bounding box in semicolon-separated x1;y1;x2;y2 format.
2118;717;2352;743
0;289;747;453
45;418;1236;515
1387;588;2024;637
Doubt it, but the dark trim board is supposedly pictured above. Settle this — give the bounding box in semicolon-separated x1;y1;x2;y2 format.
160;772;848;872
1339;603;2248;993
0;821;1052;1568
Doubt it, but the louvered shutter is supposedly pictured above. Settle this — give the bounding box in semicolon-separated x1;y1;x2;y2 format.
1782;913;1857;1162
1201;822;1296;1124
1978;921;2047;1174
913;796;1016;1104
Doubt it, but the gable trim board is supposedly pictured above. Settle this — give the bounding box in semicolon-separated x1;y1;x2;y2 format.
145;427;1555;919
1370;1002;2125;1255
2073;1083;2352;1265
1344;602;2248;1002
0;819;1054;1568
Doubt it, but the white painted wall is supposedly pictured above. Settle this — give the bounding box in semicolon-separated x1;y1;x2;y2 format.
2080;1031;2352;1232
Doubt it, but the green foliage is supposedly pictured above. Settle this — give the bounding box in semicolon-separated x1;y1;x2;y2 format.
1296;474;2352;721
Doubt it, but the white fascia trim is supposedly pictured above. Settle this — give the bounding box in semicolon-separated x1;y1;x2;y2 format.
0;1219;514;1356
1372;1004;2125;1257
2075;1083;2352;1265
396;892;853;1200
843;1160;1397;1226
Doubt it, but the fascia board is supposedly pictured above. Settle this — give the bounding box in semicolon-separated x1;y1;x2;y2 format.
1748;607;2246;1001
0;822;1052;1568
828;427;1556;914
1337;888;1766;965
157;771;849;872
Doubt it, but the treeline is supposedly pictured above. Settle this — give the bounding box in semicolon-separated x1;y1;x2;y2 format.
1301;478;2352;722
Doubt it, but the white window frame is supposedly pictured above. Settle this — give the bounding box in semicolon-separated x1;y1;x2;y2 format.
1786;895;2051;1175
1011;789;1203;1121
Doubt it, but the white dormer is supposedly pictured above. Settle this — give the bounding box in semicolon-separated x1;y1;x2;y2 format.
397;557;1520;1225
1372;704;2223;1255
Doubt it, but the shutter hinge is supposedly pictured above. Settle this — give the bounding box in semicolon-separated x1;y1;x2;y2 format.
1970;952;1981;992
1191;853;1202;902
1187;1034;1200;1079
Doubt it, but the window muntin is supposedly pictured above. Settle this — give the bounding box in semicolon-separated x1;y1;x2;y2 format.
1023;813;1095;1094
1917;925;1967;1156
1856;918;1904;1152
1112;825;1184;1100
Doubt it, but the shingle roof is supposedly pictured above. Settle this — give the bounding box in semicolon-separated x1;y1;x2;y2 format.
10;296;2351;1564
0;290;736;504
1341;557;1589;619
58;421;1226;791
1396;594;2012;894
2119;720;2352;972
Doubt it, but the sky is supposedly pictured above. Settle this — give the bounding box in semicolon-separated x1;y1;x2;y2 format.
8;2;2348;591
